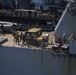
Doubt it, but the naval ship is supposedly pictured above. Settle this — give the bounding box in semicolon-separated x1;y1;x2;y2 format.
0;0;76;75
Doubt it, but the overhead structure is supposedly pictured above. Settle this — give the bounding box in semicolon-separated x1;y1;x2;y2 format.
67;0;76;16
55;0;76;42
55;0;76;54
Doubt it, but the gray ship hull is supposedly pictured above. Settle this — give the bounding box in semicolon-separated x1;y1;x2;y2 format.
0;46;76;75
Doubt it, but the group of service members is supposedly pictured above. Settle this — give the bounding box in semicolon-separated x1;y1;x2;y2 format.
12;30;27;47
12;30;49;48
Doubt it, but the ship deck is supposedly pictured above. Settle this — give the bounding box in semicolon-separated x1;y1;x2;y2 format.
0;32;55;50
